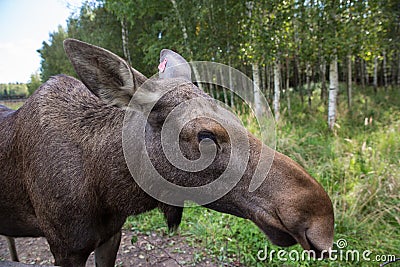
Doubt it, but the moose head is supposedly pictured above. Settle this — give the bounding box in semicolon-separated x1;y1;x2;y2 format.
64;39;334;258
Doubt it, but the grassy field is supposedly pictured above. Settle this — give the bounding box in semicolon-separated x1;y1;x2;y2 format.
0;100;25;110
2;86;398;266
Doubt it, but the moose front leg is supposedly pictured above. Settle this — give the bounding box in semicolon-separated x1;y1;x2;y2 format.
94;230;122;267
5;236;19;262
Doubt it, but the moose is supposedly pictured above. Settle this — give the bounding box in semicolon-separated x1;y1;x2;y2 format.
0;39;334;266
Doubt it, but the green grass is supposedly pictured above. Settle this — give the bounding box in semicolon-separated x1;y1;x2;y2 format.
125;85;400;266
0;100;25;110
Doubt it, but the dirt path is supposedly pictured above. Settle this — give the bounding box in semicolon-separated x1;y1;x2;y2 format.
0;230;219;266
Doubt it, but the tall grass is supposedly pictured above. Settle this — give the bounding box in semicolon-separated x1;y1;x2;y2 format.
127;85;399;266
275;86;400;266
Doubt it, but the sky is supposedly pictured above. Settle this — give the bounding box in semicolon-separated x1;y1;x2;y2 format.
0;0;84;83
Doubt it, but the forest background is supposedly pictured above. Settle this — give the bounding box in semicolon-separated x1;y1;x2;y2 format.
0;0;399;266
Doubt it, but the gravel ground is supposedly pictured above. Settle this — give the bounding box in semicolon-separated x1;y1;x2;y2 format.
0;230;220;267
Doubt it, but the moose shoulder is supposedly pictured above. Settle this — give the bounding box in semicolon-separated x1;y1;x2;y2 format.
0;39;334;266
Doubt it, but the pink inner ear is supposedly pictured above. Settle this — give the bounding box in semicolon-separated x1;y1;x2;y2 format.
158;58;168;73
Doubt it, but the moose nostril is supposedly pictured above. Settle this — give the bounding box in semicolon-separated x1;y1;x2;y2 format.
305;232;331;259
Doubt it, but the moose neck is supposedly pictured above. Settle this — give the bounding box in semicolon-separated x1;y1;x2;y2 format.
77;104;158;219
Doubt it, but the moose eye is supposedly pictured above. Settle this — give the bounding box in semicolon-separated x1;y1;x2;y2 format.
197;131;217;144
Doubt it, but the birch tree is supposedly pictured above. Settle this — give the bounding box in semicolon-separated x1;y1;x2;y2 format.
328;54;339;130
273;59;281;121
121;18;132;66
347;54;352;110
373;56;379;92
244;1;264;117
38;0;400;116
323;0;341;130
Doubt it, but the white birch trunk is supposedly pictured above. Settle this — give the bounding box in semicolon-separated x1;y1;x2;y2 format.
170;0;205;92
373;56;378;91
121;19;132;66
286;57;291;116
229;59;234;107
252;62;263;118
320;58;327;100
192;65;204;91
306;62;312;109
273;59;281;121
347;54;352;110
383;50;388;90
265;64;270;98
220;67;228;104
261;63;266;95
170;0;188;41
328;55;338;130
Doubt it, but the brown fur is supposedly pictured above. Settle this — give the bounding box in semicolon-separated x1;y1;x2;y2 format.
0;39;334;266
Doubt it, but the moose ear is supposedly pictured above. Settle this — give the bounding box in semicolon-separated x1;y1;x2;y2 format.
63;38;147;108
158;49;191;81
